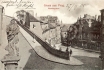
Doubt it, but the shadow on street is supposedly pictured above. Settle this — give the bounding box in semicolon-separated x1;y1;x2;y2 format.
23;49;57;70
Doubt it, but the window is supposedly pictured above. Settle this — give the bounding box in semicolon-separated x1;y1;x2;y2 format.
33;24;35;28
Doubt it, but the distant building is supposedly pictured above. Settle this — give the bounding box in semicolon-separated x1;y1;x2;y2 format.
29;15;43;39
30;15;61;46
39;15;61;46
72;14;101;51
61;24;70;45
40;15;58;23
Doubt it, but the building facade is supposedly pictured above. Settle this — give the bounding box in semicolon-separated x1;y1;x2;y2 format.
61;24;70;46
71;14;101;51
40;15;61;47
30;15;61;47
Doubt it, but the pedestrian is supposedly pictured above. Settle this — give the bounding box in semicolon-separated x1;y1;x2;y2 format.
69;49;72;57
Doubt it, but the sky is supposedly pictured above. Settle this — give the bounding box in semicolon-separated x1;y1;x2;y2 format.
0;0;104;24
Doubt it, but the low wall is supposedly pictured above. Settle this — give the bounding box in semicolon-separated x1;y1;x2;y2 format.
17;22;69;60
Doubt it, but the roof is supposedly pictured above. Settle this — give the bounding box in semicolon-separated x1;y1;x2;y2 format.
61;24;70;32
39;16;58;24
48;23;56;29
42;22;60;34
56;22;60;26
39;20;48;24
29;13;40;22
42;25;50;34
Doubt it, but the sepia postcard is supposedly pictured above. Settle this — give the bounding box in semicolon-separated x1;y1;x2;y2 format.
0;0;104;70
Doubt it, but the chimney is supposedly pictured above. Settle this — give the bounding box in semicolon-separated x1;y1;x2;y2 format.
0;5;3;46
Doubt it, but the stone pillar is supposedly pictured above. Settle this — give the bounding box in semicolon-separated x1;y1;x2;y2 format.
1;56;20;70
100;9;104;70
0;5;3;46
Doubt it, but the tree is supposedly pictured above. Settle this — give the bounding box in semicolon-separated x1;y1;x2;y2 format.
67;24;78;46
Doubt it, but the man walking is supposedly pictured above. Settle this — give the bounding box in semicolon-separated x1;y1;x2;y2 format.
69;49;72;57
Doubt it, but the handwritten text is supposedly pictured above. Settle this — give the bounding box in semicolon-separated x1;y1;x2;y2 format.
1;0;36;9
